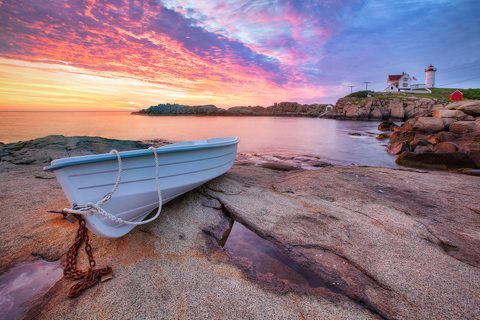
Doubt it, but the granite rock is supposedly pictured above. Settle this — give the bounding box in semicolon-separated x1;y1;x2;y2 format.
332;97;445;121
386;101;480;170
2;136;479;320
433;142;457;153
377;121;398;131
456;100;480;116
449;121;480;134
432;109;474;120
396;151;476;170
412;117;445;133
386;141;410;155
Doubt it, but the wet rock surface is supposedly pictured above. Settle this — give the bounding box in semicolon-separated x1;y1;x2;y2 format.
396;151;476;170
1;136;479;319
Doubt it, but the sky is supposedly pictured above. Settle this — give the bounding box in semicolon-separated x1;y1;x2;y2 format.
0;0;479;111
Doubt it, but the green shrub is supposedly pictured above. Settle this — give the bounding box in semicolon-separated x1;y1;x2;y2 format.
345;90;375;99
462;88;480;100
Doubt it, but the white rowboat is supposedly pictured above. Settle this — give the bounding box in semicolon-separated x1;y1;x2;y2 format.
45;137;239;238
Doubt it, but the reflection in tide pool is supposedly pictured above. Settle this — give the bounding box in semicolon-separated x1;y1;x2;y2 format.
223;222;328;289
0;259;63;319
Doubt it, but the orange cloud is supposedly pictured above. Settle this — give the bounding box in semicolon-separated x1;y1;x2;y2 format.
0;0;333;111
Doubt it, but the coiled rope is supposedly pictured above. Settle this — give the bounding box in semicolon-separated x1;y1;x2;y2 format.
63;147;163;225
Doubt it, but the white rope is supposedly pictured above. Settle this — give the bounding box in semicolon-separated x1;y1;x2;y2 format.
99;150;123;206
63;148;163;225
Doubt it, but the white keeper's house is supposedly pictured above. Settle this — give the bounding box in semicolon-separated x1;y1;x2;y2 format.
384;72;414;92
384;65;436;93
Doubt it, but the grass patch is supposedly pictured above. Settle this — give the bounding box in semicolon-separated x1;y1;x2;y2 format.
344;88;479;101
430;88;480;100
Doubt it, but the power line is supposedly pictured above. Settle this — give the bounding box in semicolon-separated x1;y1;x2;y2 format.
437;61;480;74
437;76;480;87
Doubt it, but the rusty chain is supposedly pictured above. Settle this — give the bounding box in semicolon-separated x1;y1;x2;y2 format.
63;215;112;298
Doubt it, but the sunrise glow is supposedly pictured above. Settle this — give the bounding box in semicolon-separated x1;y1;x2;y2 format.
0;0;479;111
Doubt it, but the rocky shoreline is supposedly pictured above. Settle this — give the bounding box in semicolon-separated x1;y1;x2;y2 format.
380;100;480;172
331;96;446;121
1;135;479;319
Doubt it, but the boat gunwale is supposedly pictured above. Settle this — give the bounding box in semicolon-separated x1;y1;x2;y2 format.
44;137;239;171
76;153;236;190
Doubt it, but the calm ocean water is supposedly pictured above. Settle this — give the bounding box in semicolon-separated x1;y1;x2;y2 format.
0;112;397;166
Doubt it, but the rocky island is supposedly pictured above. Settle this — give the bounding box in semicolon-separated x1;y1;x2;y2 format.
132;102;331;117
1;135;479;319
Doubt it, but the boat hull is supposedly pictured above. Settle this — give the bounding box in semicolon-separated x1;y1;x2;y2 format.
45;137;239;238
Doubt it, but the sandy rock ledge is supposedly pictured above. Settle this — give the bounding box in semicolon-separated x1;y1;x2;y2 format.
1;136;479;319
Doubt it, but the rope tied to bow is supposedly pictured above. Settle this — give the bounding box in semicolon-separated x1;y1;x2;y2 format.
56;147;164;298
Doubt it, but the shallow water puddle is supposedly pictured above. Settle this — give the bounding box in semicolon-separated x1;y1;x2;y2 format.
0;259;63;319
223;222;327;288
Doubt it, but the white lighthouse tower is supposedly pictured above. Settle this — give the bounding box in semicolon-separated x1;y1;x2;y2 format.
425;64;437;88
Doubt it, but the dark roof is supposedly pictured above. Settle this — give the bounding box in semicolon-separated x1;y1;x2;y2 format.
388;75;403;82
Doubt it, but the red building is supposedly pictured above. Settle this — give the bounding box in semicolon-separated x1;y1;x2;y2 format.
449;90;463;101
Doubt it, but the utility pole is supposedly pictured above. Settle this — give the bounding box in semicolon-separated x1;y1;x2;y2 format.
364;82;370;91
349;86;354;93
